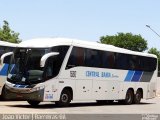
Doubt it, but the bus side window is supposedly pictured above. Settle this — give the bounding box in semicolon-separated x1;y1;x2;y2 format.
150;58;157;71
84;49;92;67
66;47;77;69
66;47;85;69
45;57;54;79
91;50;101;68
128;55;136;70
101;51;115;69
109;52;115;68
84;49;102;68
142;57;157;72
115;53;129;70
101;51;108;68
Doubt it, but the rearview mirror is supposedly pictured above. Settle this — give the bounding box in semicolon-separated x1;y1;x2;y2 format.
1;52;13;64
40;52;59;67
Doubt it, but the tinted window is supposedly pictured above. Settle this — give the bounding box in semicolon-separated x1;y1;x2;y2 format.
141;57;157;72
102;51;115;68
44;46;69;79
66;46;157;72
129;55;137;70
66;47;85;69
84;49;101;68
115;53;129;69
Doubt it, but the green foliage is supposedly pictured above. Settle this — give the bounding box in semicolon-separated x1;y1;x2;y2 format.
100;33;148;52
148;48;160;71
0;20;21;43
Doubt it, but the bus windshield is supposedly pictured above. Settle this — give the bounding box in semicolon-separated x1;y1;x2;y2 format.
7;46;69;85
7;48;50;84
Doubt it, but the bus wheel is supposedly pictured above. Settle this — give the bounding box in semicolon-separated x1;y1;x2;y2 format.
27;100;40;107
55;89;71;107
134;90;142;104
124;89;134;105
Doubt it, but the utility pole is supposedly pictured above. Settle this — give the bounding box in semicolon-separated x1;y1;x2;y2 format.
146;25;160;38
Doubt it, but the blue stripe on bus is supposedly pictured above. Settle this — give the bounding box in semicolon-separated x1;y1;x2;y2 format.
0;64;9;76
124;70;135;82
131;71;143;82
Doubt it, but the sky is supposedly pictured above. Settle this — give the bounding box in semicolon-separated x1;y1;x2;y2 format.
0;0;160;50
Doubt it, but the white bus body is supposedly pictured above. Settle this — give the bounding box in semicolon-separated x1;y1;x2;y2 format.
2;38;157;106
0;41;16;97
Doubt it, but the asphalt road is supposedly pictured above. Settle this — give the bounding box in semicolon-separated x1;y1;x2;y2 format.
0;97;160;120
0;97;160;114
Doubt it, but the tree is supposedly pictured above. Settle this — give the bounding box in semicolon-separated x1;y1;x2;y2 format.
148;47;160;71
0;20;21;43
100;33;148;52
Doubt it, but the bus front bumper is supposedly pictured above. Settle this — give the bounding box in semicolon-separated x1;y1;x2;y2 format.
4;85;44;101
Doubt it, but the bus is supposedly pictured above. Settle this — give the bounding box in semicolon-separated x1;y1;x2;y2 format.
1;38;158;106
0;41;17;99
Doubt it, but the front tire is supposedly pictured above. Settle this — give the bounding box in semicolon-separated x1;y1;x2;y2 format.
27;101;40;107
55;89;71;107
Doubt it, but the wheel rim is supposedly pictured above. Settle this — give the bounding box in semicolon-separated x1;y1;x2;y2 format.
61;94;68;103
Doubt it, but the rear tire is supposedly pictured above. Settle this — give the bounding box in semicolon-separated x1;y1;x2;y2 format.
27;101;40;107
124;89;134;105
134;90;142;104
55;89;71;107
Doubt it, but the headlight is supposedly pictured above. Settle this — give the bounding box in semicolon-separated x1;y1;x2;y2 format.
32;86;44;92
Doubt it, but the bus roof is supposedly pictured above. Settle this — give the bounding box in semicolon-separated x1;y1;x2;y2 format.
19;38;157;58
0;40;17;47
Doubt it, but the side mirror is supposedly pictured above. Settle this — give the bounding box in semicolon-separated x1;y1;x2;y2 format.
1;52;13;64
40;52;59;67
